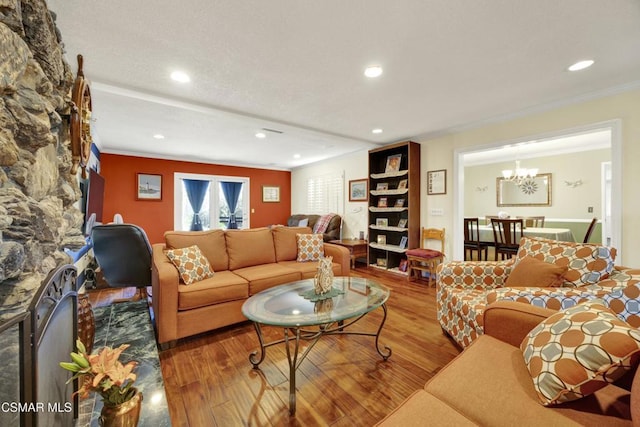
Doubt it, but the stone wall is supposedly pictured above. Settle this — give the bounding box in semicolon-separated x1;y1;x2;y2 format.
0;0;86;313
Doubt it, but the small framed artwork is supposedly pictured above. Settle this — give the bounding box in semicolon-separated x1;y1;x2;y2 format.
262;185;280;202
377;197;388;207
394;198;405;207
427;169;447;195
376;218;388;227
399;236;408;249
136;173;162;201
348;179;368;201
377;235;387;245
376;182;389;191
385;154;402;173
348;279;368;295
376;258;387;267
397;179;408;190
397;218;408;228
399;259;408;272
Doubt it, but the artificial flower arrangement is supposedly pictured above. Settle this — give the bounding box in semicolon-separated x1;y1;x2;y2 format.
60;339;138;406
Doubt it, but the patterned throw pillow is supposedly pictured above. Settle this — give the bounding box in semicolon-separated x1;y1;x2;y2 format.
520;299;640;406
165;245;214;285
296;233;324;262
515;237;616;287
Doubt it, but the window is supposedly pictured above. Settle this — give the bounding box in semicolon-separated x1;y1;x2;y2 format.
306;172;343;214
174;173;250;231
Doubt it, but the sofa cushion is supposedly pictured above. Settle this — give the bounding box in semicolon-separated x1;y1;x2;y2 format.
165;229;229;272
515;237;616;287
520;299;640;406
272;226;313;262
277;260;342;279
165;245;215;285
505;256;568;288
375;389;477;426
296;233;325;262
225;228;276;270
233;264;301;295
177;270;248;310
426;334;632;427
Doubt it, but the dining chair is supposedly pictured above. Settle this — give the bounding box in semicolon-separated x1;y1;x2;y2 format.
516;216;545;228
463;218;489;261
583;217;598;243
406;227;445;286
490;218;524;260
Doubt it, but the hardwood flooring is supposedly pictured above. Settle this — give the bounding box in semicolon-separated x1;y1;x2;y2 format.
87;268;460;426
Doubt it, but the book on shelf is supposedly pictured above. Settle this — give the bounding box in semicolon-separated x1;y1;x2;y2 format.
399;236;408;249
376;218;388;226
394;198;405;207
376;182;389;191
377;235;387;245
397;179;408;190
385;154;402;173
397;218;408;228
378;197;388;207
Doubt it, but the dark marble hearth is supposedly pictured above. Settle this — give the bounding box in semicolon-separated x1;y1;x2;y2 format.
78;300;170;426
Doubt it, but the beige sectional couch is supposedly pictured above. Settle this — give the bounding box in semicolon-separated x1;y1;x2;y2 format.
151;226;350;348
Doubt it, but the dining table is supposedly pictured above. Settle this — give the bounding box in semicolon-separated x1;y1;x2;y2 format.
477;225;575;243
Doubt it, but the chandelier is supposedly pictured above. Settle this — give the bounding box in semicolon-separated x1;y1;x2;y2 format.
501;160;538;185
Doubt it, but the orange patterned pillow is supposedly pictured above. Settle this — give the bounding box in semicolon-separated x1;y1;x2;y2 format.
520;299;640;406
296;233;324;262
515;237;616;287
165;245;214;285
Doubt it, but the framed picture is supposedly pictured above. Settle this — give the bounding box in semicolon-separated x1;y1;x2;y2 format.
348;179;368;201
385;154;402;173
427;169;447;195
262;185;280;202
399;259;408;272
376;258;387;267
377;235;387;245
376;218;388;227
497;173;552;207
377;197;388;207
136;173;162;201
397;179;408;190
376;182;389;191
348;278;368;295
394;198;405;207
397;218;408;228
399;236;408;249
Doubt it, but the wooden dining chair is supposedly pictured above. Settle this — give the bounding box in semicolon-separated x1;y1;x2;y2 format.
406;227;445;286
463;218;489;261
516;216;545;228
490;218;524;260
583;217;598;243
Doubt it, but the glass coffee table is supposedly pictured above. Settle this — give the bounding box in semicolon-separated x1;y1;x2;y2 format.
241;276;391;414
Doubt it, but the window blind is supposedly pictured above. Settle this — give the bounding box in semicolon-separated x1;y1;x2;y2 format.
306;173;344;215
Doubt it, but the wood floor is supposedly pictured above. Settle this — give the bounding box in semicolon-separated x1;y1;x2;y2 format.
87;267;461;426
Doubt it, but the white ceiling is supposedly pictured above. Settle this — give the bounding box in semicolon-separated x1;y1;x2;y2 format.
47;1;640;170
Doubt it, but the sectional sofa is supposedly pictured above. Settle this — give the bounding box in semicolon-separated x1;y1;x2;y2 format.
151;226;350;348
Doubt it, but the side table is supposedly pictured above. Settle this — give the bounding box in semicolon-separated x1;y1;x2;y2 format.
328;239;368;269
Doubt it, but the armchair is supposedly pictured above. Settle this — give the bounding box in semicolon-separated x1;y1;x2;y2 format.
287;214;342;241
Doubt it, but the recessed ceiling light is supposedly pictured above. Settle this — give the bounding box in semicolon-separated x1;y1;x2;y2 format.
153;134;165;139
255;132;266;139
568;60;594;72
372;128;383;134
293;154;301;159
364;65;383;78
170;71;190;83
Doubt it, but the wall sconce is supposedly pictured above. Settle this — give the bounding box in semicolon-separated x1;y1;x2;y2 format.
564;179;583;188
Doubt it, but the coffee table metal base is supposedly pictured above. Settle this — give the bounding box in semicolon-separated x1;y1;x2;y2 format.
248;303;391;415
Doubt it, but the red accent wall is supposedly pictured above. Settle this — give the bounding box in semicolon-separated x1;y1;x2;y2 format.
100;154;291;244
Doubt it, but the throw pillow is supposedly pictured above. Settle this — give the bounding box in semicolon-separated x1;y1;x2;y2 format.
520;299;640;406
296;233;324;262
298;218;309;227
165;245;214;285
515;236;616;287
505;256;568;288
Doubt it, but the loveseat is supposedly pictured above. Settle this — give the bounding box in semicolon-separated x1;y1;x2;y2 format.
151;226;350;348
287;214;342;241
437;236;640;348
377;300;639;426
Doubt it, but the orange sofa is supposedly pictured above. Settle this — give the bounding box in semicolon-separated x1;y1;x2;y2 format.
151;226;350;348
377;301;639;426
